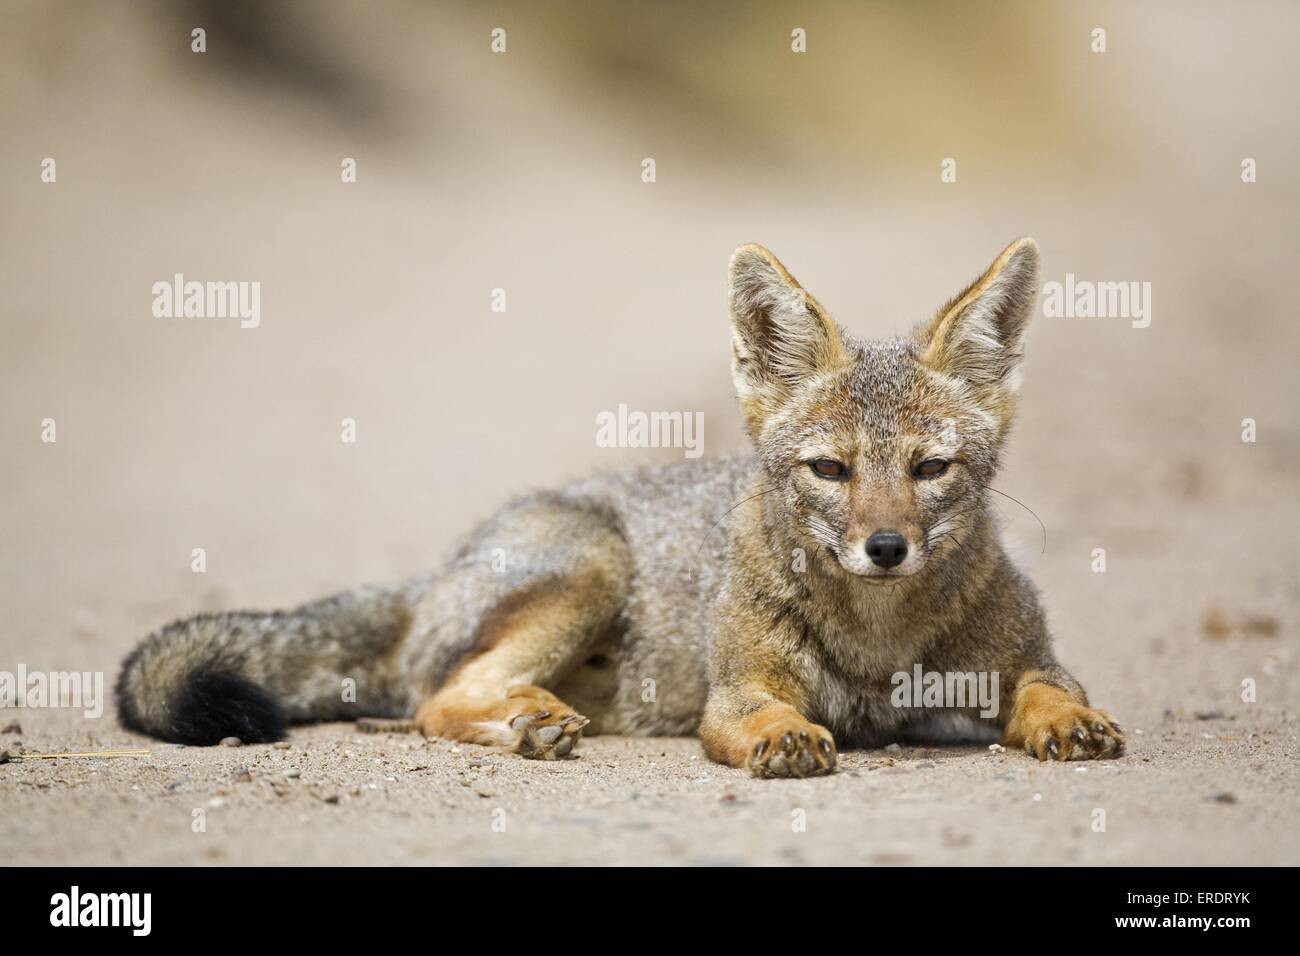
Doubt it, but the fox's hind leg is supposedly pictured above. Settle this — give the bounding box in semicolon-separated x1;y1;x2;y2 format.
419;680;591;759
412;497;631;759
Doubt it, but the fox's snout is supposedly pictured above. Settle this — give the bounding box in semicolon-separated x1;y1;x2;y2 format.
864;530;908;569
833;522;927;579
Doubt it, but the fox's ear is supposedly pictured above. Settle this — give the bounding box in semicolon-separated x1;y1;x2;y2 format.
729;244;847;431
918;238;1039;398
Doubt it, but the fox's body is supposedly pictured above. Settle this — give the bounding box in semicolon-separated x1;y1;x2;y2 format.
118;240;1124;774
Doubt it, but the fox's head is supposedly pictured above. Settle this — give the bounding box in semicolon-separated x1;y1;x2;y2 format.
728;238;1039;584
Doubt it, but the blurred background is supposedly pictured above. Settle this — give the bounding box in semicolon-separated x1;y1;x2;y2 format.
1;0;1296;724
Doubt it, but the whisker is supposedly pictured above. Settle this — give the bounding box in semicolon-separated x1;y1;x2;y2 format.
688;485;778;577
928;500;985;530
792;525;839;558
925;508;976;544
979;484;1048;557
804;516;842;551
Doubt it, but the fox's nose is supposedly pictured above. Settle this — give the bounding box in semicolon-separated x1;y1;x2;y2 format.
865;531;908;569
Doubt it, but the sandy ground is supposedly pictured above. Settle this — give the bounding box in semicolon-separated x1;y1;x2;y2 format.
2;2;1298;866
1;705;1295;866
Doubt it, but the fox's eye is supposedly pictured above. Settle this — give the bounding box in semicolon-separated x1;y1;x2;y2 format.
914;458;949;479
809;459;849;480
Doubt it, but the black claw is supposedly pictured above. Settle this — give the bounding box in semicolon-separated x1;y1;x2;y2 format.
780;733;795;754
1072;727;1086;742
1047;738;1059;758
1094;722;1106;734
819;738;832;755
754;739;769;759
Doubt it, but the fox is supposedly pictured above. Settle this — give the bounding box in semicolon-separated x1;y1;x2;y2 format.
116;238;1125;776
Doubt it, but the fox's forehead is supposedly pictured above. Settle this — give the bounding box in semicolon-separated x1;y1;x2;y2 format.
846;338;946;435
767;333;996;467
790;337;970;450
844;337;919;408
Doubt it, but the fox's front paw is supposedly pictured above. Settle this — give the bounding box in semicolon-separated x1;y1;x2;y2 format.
748;718;837;778
1018;703;1125;761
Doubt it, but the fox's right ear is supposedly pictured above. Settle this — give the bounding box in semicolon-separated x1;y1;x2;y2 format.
728;244;847;433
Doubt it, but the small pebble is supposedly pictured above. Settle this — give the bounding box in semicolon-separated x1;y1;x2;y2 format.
283;769;301;779
988;743;1006;753
884;743;902;753
941;829;973;848
231;768;252;784
219;737;242;747
1210;792;1237;804
272;741;291;750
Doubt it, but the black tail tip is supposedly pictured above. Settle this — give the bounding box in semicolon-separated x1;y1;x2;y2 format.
165;671;287;746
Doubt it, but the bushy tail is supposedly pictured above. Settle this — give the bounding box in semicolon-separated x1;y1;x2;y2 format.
116;586;416;745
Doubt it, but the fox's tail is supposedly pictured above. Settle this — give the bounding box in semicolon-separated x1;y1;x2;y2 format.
115;586;416;745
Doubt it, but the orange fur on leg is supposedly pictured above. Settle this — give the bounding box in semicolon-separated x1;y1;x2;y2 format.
1004;674;1124;761
701;698;836;778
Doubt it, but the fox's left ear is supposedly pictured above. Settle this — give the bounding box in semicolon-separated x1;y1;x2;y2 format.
918;238;1039;398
